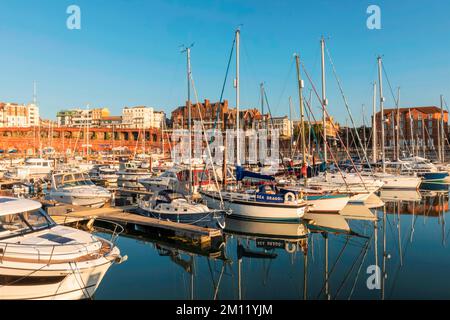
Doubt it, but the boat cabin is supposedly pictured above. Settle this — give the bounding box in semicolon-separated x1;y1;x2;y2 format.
0;197;55;241
52;172;94;189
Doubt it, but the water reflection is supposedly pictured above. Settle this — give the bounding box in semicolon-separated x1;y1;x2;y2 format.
96;186;450;300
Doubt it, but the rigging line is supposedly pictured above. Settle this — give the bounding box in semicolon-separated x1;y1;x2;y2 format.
190;73;224;207
333;233;372;299
302;90;349;187
381;62;412;156
301;62;366;190
388;220;415;299
273;58;296;113
302;100;331;162
315;235;351;299
263;87;286;161
347;235;372;300
325;44;373;172
198;34;235;184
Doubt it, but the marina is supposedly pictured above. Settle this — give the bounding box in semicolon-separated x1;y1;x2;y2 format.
2;0;450;305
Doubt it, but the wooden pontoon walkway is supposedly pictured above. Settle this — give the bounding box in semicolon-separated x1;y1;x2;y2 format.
47;205;223;245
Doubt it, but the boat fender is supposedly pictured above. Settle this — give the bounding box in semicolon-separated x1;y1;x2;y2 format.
284;192;296;203
285;242;297;254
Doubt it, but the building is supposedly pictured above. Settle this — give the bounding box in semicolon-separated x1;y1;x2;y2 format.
122;106;165;129
374;106;448;151
95;116;123;128
293;116;340;139
57;108;110;127
171;99;230;129
28;103;40;127
269;116;292;137
0;102;40;127
171;99;266;130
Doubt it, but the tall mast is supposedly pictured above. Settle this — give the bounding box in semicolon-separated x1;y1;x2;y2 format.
183;44;194;196
289;96;294;158
377;56;386;173
33;81;37;156
372;82;377;163
441;95;445;163
235;28;241;166
260;83;265;129
295;54;307;186
362;105;367;152
396;88;401;160
320;37;328;164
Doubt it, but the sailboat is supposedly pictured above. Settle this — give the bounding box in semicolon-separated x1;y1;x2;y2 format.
201;28;308;222
137;45;228;229
370;57;422;190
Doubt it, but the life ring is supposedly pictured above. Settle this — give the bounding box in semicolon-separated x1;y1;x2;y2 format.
285;242;297;254
284;192;296;203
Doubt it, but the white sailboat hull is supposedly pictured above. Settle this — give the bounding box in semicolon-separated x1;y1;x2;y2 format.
201;191;307;222
307;196;350;213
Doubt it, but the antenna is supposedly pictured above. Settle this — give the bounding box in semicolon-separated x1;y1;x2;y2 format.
33;80;37;105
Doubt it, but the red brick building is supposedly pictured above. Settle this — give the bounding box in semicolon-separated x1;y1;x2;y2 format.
374;106;448;151
171;99;266;130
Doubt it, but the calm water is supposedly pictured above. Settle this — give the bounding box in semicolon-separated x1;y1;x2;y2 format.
94;188;450;300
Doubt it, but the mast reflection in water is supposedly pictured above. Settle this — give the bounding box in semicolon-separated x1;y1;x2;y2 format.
94;188;450;300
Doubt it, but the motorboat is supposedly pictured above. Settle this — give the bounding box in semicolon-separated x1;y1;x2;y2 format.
137;189;228;229
117;161;153;191
0;196;124;300
48;172;111;208
4;158;53;181
90;165;118;185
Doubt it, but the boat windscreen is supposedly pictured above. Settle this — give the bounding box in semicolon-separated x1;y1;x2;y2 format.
0;209;54;240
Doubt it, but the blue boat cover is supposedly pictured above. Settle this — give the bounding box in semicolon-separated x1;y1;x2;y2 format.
235;166;275;182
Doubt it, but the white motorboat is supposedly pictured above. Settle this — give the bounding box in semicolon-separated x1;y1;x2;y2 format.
117;161;153;191
137;189;228;229
48;172;111;208
4;158;53;181
0;196;124;300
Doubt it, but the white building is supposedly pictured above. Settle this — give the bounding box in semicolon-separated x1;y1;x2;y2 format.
122;106;165;129
0;102;40;127
270;116;292;137
28;103;40;126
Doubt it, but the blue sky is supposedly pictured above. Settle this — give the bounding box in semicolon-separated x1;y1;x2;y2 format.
0;0;449;125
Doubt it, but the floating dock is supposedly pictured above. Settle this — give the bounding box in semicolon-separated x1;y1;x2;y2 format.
46;204;223;247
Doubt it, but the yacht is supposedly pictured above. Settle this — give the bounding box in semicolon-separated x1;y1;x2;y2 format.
90;165;118;185
117;161;153;191
48;172;111;208
137;189;228;229
4;158;53;181
0;196;123;300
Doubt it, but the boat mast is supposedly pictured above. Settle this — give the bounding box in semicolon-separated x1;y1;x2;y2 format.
320;37;328;164
295;54;307;186
377;56;386;173
408;109;415;158
183;44;194;196
441;94;445;163
362;105;367;152
372;82;377;163
235;28;241;167
396;88;401;160
289;96;294;159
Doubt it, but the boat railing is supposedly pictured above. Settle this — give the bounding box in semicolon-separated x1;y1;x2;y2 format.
0;219;124;264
